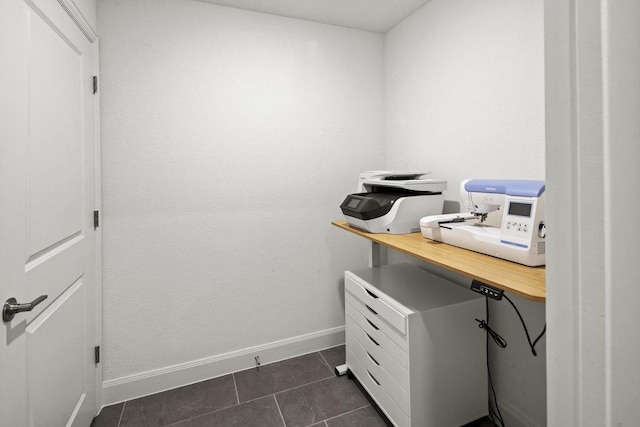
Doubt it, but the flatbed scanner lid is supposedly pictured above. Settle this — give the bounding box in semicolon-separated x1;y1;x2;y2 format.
359;171;447;193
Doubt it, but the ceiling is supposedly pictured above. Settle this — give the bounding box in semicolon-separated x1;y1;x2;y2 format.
194;0;429;33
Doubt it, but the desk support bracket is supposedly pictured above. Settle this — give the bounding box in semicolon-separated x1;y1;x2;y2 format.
369;242;387;267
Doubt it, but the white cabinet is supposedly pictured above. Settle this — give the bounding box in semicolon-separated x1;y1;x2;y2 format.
345;263;488;427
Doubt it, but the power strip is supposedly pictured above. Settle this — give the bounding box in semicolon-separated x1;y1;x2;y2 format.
470;280;503;300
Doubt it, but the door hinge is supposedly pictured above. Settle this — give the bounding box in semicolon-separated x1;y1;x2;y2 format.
94;345;101;364
92;75;98;94
93;210;99;229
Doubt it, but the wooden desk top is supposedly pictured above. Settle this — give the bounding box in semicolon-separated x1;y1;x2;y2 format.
332;220;545;302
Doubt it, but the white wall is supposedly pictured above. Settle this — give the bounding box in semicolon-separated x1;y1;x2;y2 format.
98;0;383;390
385;0;544;187
384;1;546;425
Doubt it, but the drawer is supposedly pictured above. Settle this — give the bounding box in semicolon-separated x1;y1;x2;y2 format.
346;293;408;352
346;314;409;385
347;347;409;427
345;274;407;335
347;329;408;414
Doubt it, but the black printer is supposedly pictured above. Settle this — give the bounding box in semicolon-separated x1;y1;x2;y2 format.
340;171;447;234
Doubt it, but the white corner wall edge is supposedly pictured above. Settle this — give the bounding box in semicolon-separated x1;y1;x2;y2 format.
101;326;345;407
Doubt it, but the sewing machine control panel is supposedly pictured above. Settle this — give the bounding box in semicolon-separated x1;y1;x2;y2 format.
501;197;537;246
505;220;530;233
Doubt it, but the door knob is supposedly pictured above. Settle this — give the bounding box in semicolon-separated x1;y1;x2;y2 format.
3;295;48;322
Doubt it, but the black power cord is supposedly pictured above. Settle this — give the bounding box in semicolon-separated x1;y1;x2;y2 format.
475;294;547;427
503;294;546;357
476;297;506;427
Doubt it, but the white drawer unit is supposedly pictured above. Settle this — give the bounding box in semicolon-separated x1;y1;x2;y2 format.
344;263;488;427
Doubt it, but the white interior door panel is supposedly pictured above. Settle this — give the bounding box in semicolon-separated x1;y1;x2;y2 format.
1;0;98;425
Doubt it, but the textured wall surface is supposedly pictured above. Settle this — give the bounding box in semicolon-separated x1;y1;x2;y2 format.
99;0;384;381
385;0;545;190
384;1;546;425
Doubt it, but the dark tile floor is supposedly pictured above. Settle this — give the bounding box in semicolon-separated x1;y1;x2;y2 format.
92;345;495;427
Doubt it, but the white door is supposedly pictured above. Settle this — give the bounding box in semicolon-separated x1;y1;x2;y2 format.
0;0;98;426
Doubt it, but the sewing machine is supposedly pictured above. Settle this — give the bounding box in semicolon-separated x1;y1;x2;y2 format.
340;171;447;234
419;179;546;266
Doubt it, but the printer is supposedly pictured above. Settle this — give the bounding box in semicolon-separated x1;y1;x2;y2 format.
340;171;447;234
419;179;546;266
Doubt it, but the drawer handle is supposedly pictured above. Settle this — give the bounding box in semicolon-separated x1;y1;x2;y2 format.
367;351;380;366
367;370;381;386
366;319;379;330
366;333;380;346
365;289;379;299
365;304;378;315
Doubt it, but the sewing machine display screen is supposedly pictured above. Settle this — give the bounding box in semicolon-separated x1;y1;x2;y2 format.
508;202;532;217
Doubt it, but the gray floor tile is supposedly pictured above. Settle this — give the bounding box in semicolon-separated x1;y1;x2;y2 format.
319;345;345;373
190;395;284;427
234;352;334;402
90;350;495;427
326;405;391;427
119;375;237;426
91;403;124;427
275;376;370;427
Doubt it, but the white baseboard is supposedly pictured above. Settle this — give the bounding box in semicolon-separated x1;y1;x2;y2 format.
101;326;345;407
